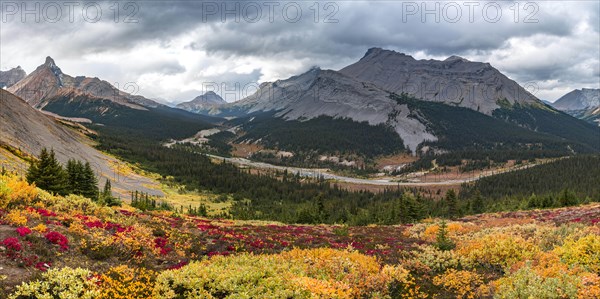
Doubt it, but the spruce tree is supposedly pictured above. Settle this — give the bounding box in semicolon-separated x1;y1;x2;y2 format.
81;162;99;201
66;159;84;195
471;189;484;214
26;148;68;195
445;189;458;218
99;179;120;207
435;221;456;251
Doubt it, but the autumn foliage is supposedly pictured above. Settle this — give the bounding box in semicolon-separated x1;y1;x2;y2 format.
1;174;600;298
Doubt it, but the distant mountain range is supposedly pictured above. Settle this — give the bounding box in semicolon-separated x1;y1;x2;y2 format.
2;50;598;167
6;57;218;141
551;88;599;126
8;57;161;110
176;91;226;114
340;48;540;114
191;48;599;157
0;66;26;88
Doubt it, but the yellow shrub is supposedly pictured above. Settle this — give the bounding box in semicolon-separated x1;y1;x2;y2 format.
4;209;28;226
153;249;411;299
6;177;38;206
9;267;100;299
281;248;393;297
555;234;600;273
494;264;580;299
32;223;48;233
98;265;156;299
422;222;472;242
0;175;38;209
408;245;467;273
458;233;540;270
433;269;484;299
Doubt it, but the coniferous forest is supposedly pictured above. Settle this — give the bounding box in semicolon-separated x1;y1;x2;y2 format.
90;124;600;225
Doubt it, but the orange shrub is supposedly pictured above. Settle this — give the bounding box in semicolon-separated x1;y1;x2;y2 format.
98;265;156;299
433;269;485;299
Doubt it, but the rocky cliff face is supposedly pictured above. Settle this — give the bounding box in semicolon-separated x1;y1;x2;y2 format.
217;67;435;151
0;89;162;196
551;89;600;126
8;57;161;110
552;88;599;111
176;91;226;113
189;48;598;154
339;48;541;114
0;66;26;88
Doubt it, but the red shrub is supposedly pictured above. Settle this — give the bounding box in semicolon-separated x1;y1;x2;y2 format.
44;231;69;250
35;262;51;272
2;237;22;251
16;226;32;237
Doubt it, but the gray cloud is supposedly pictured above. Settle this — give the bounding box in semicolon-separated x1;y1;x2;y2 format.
0;1;598;102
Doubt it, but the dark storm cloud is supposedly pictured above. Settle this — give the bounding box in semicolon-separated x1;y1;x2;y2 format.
0;1;590;58
1;1;598;102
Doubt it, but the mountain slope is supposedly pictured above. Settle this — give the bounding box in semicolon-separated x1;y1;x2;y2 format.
7;57;220;141
552;88;599;111
176;91;226;114
214;67;434;151
0;66;26;88
8;57;159;109
340;48;541;114
194;49;598;158
0;89;162;196
551;89;600;126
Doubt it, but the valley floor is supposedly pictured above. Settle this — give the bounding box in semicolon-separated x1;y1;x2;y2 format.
207;153;547;186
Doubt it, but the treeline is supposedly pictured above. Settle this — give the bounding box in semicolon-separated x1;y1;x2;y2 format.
459;155;600;212
233;113;405;158
390;93;598;169
26;148;120;206
130;191;173;211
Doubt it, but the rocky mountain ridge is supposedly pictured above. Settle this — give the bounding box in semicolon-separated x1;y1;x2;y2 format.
339;48;541;114
0;66;26;88
8;57;162;110
216;67;435;151
176;91;226;114
552;88;599;111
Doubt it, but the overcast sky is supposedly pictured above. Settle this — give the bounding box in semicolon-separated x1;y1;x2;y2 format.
1;0;598;104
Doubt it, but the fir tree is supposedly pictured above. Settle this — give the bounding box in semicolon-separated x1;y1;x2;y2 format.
81;162;99;201
435;221;456;251
102;179;112;199
445;189;458;218
471;189;484;214
66;159;84;195
26;148;68;195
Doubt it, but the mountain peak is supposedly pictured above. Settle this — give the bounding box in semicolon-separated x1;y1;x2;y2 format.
553;88;600;111
176;90;226;113
0;66;26;88
362;48;414;61
45;56;56;67
444;55;469;62
341;47;539;114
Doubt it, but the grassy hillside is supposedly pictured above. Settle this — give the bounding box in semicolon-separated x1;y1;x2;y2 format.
1;174;600;298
